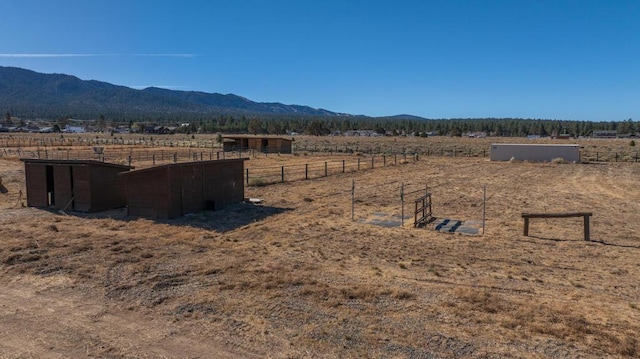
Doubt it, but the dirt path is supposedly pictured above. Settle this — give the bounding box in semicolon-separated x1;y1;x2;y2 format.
0;276;256;359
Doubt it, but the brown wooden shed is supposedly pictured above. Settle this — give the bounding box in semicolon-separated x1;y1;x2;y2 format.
222;136;293;154
21;159;132;212
120;159;246;219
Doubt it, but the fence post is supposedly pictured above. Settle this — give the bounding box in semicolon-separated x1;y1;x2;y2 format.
174;152;177;163
482;185;486;235
153;154;156;165
128;156;132;167
325;162;328;176
351;180;355;221
383;155;386;166
400;183;404;227
371;156;374;169
342;160;345;173
246;168;249;185
305;163;308;180
281;166;285;183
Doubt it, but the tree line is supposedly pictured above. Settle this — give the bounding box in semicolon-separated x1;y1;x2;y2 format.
152;115;636;137
4;111;636;137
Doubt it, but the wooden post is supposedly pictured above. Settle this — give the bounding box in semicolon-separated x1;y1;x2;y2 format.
246;168;249;185
400;183;405;227
325;161;328;176
305;163;308;179
482;185;486;235
351;180;355;221
523;217;530;236
584;214;590;241
281;166;285;183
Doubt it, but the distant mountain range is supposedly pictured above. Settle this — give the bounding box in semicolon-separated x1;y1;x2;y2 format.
0;66;355;120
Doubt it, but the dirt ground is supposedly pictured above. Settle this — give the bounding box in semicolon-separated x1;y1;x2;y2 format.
1;137;639;358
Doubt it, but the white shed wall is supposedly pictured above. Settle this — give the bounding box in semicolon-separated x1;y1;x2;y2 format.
490;144;580;162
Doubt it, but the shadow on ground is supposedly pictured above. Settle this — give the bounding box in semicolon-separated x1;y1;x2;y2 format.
529;235;640;249
52;202;292;232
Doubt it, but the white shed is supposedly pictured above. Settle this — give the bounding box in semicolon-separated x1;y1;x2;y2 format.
490;144;580;162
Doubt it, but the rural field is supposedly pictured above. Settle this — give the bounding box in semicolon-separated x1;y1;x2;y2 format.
1;134;639;358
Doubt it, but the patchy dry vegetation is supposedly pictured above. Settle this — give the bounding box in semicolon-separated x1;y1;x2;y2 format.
1;135;639;358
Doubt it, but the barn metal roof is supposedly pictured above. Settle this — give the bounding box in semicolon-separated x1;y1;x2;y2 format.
118;158;248;176
20;159;133;170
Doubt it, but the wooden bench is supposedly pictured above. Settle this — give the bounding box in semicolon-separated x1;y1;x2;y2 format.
521;212;592;241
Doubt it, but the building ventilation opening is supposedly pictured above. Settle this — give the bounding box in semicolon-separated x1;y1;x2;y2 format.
45;165;54;206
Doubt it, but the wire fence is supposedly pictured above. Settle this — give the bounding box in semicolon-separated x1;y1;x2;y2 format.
3;134;640;165
245;153;420;186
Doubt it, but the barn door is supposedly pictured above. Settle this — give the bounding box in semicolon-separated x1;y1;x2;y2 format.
180;165;204;215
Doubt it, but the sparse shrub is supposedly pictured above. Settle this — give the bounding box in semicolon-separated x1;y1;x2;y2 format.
394;290;415;300
630;140;636;147
551;157;566;164
249;178;267;187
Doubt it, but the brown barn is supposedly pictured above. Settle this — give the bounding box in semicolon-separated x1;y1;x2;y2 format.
21;159;131;212
222;136;293;154
121;159;246;219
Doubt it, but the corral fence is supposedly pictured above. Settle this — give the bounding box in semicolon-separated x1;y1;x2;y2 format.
0;147;252;167
346;180;430;227
4;134;640;163
413;191;433;228
293;143;490;158
245;153;420;186
0;136;218;149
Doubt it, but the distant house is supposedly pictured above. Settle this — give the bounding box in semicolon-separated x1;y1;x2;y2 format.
468;132;487;138
21;159;132;212
344;130;381;137
222;135;293;154
592;130;617;138
64;125;86;133
120;159;247;219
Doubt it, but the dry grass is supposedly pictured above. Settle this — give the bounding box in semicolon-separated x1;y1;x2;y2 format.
1;135;640;358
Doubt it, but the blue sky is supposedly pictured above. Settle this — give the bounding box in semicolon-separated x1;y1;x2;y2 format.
1;0;638;121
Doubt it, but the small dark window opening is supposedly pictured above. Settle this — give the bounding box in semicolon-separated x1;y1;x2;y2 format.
45;165;54;206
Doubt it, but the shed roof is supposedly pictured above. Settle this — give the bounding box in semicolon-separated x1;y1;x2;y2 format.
491;144;579;147
119;158;248;177
20;159;133;170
